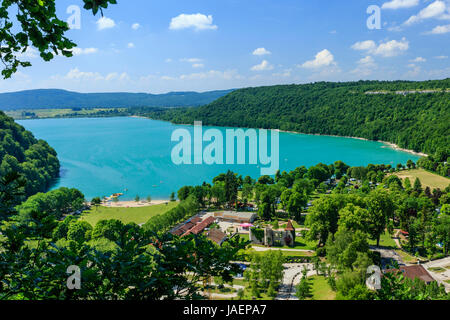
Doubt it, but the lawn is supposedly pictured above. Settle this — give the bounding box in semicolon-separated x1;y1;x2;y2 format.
395;249;421;264
79;202;179;227
428;267;446;273
279;250;314;257
368;231;397;249
392;168;450;190
308;276;336;300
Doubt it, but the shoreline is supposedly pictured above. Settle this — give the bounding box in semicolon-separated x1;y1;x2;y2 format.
278;129;427;157
140;116;428;158
102;199;174;208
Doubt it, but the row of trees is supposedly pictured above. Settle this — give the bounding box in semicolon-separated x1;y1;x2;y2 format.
417;148;450;178
142;195;199;233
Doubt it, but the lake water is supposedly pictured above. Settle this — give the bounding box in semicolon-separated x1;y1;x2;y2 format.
18;117;420;200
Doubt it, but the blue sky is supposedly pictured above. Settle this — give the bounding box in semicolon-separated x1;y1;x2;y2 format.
2;0;449;93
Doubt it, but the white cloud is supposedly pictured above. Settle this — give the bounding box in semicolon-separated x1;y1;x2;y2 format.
97;17;116;30
351;38;409;57
132;23;140;30
165;58;173;63
374;39;409;57
251;60;274;71
351;40;376;51
404;1;449;25
351;56;377;76
301;49;336;69
192;63;204;68
177;69;242;81
71;47;98;55
426;24;450;34
169;13;218;31
382;0;420;10
272;69;292;77
410;57;426;62
435;55;448;59
359;56;376;67
62;68;129;82
65;68;103;81
180;58;203;63
252;48;271;56
127;43;135;48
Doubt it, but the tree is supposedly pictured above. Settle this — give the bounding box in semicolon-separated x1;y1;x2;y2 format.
365;189;395;246
146;195;152;203
434;214;450;255
305;194;348;246
67;221;93;244
286;192;307;221
404;177;412;190
0;0;118;78
257;175;275;185
413;178;422;194
135;195;140;202
244;250;284;298
406;160;415;169
0;171;26;218
170;192;176;202
258;191;274;220
338;203;370;233
295;270;312;300
326;227;370;271
91;197;102;210
178;186;193;201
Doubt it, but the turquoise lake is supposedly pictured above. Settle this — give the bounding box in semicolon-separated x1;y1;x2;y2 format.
18;117;420;200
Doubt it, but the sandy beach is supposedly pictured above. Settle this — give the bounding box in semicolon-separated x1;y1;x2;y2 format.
102;200;172;208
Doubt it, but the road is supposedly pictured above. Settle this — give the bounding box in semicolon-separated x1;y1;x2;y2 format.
275;263;316;300
423;257;450;293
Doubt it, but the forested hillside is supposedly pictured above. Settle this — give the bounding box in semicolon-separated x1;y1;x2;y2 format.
0;111;60;201
0;89;233;110
145;79;450;155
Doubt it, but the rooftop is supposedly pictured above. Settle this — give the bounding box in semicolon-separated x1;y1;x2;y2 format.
207;228;228;245
384;265;435;284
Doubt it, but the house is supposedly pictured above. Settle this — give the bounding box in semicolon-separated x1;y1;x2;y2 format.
213;211;257;224
206;228;228;246
189;216;202;224
384;265;435;285
185;216;216;236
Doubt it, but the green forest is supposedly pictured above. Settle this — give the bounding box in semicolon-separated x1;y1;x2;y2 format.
143;79;450;155
0;111;60;204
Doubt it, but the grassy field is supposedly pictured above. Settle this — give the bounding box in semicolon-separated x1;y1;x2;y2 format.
80;202;179;227
6;108;126;119
392;169;450;190
368;231;397;249
308;276;336;300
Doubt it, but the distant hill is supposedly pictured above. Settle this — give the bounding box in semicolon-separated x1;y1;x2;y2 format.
0;89;234;110
145;79;450;155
